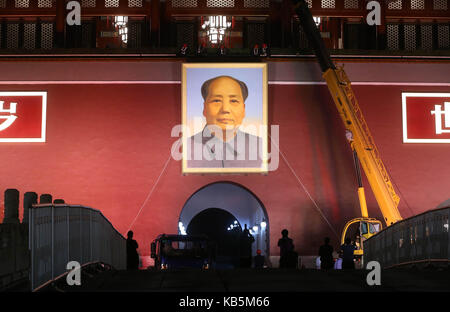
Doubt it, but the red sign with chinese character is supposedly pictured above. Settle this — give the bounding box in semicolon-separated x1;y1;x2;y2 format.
402;93;450;143
0;92;46;142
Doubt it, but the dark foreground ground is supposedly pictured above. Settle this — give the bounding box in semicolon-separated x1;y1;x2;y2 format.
3;267;448;311
30;266;450;293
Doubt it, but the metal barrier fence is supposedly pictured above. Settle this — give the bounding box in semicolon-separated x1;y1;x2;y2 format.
364;207;450;268
29;204;126;291
0;223;29;289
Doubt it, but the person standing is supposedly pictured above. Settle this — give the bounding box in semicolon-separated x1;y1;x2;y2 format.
318;237;334;270
253;249;266;269
239;224;255;268
126;230;139;270
278;229;294;268
340;237;356;270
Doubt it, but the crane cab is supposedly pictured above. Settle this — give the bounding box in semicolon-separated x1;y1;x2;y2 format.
341;217;382;257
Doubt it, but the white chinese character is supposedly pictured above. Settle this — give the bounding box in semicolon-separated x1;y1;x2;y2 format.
0;101;18;132
431;102;450;135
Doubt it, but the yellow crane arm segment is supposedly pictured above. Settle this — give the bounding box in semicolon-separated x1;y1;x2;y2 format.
322;67;402;226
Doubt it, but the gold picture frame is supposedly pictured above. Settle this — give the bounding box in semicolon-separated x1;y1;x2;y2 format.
182;63;268;174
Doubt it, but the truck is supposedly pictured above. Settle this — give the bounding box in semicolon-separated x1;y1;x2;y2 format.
150;234;216;270
292;0;403;258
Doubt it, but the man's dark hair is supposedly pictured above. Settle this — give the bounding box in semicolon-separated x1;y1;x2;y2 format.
324;237;330;244
281;229;288;237
201;75;249;101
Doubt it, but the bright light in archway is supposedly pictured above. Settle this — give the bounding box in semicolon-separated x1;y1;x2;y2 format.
178;221;187;235
178;182;268;263
260;221;267;229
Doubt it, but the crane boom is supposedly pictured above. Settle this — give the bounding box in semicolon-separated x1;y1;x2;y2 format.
292;0;402;226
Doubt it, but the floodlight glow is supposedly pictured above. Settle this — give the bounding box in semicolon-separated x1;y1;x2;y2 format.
114;16;128;44
114;16;128;27
313;16;321;27
178;221;187;235
202;15;232;45
260;221;267;229
252;225;258;233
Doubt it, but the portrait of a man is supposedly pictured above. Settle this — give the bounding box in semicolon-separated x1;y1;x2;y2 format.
182;63;268;173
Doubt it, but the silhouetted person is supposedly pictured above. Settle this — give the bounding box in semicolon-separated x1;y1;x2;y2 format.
192;241;203;257
126;231;139;270
334;250;343;270
341;237;356;270
278;229;295;268
318;237;334;270
239;224;255;268
253;249;266;269
354;228;361;250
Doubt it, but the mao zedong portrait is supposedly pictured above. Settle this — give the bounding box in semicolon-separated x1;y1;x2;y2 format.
186;75;263;169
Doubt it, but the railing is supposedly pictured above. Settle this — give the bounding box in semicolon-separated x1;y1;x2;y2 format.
0;0;148;14
29;204;126;291
1;1;449;52
300;0;450;19
364;207;450;268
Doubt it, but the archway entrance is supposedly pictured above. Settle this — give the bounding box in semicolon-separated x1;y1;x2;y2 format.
179;182;269;268
187;208;242;268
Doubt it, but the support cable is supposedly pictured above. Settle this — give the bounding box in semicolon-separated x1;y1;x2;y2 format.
269;134;340;239
127;140;179;232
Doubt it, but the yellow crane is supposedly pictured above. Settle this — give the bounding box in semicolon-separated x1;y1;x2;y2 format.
292;0;403;257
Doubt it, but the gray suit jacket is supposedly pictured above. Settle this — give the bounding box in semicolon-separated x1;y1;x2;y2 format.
186;127;263;169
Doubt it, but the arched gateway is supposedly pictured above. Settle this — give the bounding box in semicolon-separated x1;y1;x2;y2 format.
178;182;270;262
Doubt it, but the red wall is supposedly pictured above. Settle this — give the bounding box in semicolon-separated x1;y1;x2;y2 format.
1;82;450;259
